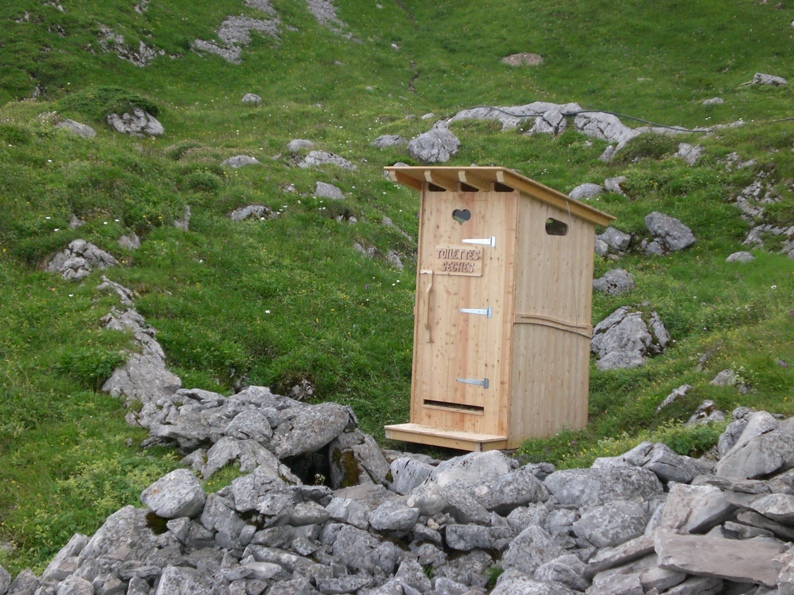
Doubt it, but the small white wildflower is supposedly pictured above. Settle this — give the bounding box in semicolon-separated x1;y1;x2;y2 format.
68;294;73;297
45;216;51;220
772;285;777;289
265;310;271;314
54;228;59;232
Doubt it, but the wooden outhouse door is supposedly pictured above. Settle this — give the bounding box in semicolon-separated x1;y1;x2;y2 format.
411;189;518;438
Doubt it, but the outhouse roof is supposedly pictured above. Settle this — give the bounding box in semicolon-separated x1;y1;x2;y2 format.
384;166;615;226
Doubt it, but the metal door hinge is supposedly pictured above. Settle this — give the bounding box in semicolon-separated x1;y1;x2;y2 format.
456;377;490;389
462;236;496;248
460;307;492;318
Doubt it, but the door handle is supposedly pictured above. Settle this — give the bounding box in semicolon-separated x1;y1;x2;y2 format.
420;270;433;343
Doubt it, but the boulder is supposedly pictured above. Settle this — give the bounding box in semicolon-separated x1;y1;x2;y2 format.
726;251;755;263
604;176;627;195
140;468;206;519
287;139;315;152
57;119;96;138
525;109;568;136
593;268;635;295
596;227;632;253
46;239;119;281
269;402;355;459
406;126;460;164
572;499;649;548
644;211;696;253
590;306;670;370
221;155;260;168
298;151;357;170
702;97;724;106
242;93;262;105
569;183;603;200
545;466;663;508
106;108;164;137
229;204;276;221
314;181;345;200
371;135;408;148
655;531;788;588
425;450;516;487
753;72;788;86
328;429;391;488
388;457;434;495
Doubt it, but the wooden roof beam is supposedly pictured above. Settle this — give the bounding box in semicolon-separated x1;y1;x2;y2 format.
458;170;494;191
424;170;460;192
388;170;422;191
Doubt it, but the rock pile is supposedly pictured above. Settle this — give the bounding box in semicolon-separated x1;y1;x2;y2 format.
8;404;794;594
107;108;164;137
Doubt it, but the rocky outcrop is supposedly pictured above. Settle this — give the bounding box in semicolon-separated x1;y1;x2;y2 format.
591;305;670;370
46;239;119;281
221;155;260;168
298;150;357;170
107;108;164;137
593;268;635;296
56;118;96;138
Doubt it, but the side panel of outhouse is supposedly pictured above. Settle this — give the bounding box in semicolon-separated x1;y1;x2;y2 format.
507;196;596;445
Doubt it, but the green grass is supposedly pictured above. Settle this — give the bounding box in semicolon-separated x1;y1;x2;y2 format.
1;0;794;574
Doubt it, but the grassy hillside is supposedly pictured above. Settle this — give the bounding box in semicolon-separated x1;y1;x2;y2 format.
1;0;793;572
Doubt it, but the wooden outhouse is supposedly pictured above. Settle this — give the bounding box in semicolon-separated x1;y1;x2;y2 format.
383;166;615;451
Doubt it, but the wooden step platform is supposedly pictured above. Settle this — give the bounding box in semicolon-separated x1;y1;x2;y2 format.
384;423;508;452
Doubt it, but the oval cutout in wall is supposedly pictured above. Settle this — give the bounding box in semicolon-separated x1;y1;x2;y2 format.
545;218;568;236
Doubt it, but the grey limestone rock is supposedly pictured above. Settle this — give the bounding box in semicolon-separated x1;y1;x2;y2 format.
573;499;649;548
593;268;635;295
314;181;344;200
57;119;96;138
368;499;419;533
596;227;632;253
569;183;603;201
46;239;119;281
242;93;262;105
702;97;724;106
230;204;275;221
444;524;514;552
269;402;354;459
676;143;705;166
644;211;696;253
426;450;516;487
726;251;755;263
388;457;434;495
328;429;391;488
655;531;787;588
621;442;698;484
153;565;211;595
715;412;794;479
222;155;260;168
287;139;315;152
604;176;627;195
525;108;568;136
656;385;693;413
225;408;273;443
545;466;663;508
77;506;163;564
534;554;589;591
753;72;788;86
590;306;670;370
8;569;39;595
492;569;578;594
574;111;642;147
106;108;163;137
140;468;206;519
298;151;357;170
501;525;567;576
371;135;408;148
192;15;279;64
55;576;93;595
447;102;582;131
471;467;549;513
118;233;141;250
41;533;88;581
0;566;9;595
658;483;732;534
407;126;460;164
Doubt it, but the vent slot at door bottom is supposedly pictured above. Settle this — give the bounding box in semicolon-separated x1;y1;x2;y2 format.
423;400;484;414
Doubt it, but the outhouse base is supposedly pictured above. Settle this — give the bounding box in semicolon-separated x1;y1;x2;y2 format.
384;423;508;452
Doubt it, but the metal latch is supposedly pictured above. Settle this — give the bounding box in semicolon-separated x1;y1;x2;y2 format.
456;377;490;389
460;307;492;318
462;236;496;248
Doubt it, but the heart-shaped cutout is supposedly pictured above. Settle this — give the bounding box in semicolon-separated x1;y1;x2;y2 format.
452;209;471;224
